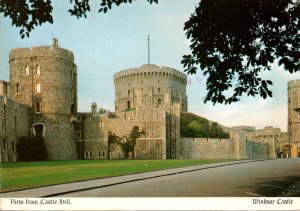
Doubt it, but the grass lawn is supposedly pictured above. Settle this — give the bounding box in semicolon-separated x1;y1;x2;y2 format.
0;159;231;191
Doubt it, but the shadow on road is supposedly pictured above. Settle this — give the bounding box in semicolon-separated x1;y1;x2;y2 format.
239;176;300;197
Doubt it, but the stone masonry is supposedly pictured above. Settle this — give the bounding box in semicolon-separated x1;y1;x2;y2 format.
0;40;298;162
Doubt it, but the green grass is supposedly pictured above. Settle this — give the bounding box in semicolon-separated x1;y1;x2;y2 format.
0;159;230;191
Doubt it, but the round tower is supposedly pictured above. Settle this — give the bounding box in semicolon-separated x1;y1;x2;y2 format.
113;64;188;112
287;79;300;157
9;38;78;160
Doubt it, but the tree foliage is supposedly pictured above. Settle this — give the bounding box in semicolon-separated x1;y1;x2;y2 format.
0;0;157;38
108;126;145;159
181;112;229;138
0;0;53;39
107;131;121;159
182;0;300;104
16;136;48;161
1;0;299;104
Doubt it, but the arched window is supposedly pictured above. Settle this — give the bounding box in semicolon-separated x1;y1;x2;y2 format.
158;88;160;93
127;100;131;109
25;65;29;76
16;83;20;94
36;65;40;75
157;98;162;106
36;82;41;93
35;102;41;113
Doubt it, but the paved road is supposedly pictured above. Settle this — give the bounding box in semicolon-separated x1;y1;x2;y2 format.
60;159;300;197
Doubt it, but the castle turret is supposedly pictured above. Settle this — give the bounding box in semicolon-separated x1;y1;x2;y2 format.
9;39;78;160
113;64;188;112
287;79;300;158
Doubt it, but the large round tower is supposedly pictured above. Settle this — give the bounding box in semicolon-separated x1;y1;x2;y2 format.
9;38;78;160
287;79;300;157
113;64;188;112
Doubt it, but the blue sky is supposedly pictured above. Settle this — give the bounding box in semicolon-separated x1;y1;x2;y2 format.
1;0;299;131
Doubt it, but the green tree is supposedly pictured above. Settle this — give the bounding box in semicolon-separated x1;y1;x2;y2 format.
107;132;120;159
1;0;298;104
182;0;299;104
126;126;145;159
107;126;145;159
180;112;229;138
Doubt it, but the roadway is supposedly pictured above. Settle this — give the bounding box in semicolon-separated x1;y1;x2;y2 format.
60;158;300;197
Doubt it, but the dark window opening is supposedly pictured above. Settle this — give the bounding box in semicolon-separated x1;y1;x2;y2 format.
127;101;131;109
157;98;162;106
34;124;44;138
36;102;41;113
71;104;75;115
16;83;20;94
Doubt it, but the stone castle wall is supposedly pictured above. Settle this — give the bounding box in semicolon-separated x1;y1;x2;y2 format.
113;64;188;112
245;141;269;159
8;40;77;160
177;137;273;160
0;96;31;162
177;137;235;159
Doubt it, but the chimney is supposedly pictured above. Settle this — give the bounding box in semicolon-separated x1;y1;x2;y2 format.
91;102;97;115
52;38;58;47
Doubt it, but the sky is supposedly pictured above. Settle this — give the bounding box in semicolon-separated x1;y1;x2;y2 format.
0;0;299;132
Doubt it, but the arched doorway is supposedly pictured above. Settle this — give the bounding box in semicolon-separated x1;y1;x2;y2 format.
282;145;291;158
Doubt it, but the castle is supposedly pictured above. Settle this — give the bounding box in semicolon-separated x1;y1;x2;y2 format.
0;39;299;162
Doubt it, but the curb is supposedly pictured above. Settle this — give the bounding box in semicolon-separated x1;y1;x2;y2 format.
44;159;267;197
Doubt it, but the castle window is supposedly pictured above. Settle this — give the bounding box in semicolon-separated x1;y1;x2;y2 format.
76;115;81;122
128;90;130;96
158;88;160;93
90;152;93;158
76;131;81;139
36;65;40;75
25;65;29;76
99;122;104;128
172;142;176;150
71;104;75;115
35;102;41;113
157;98;162;106
103;151;105;158
85;152;89;158
16;83;20;94
36;82;41;93
98;151;101;158
127;101;131;109
33;124;44;137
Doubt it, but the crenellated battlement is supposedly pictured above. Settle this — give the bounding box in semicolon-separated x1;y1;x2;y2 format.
288;79;300;89
9;46;74;62
113;64;187;84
